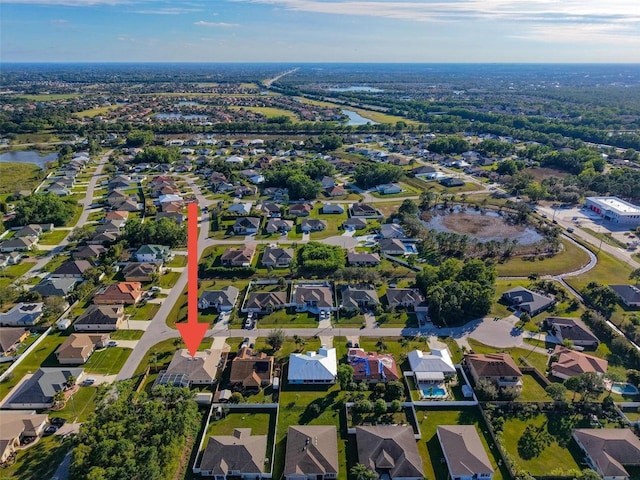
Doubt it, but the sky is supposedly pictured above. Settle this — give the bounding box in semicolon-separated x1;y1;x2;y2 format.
1;0;640;63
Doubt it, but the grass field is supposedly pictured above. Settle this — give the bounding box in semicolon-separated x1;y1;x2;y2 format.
84;347;132;375
72;105;120;118
415;407;508;480
37;229;69;245
159;271;181;288
494;239;591;277
0;261;34;287
0;431;73;480
126;302;160;321
564;245;633;291
229;105;298;121
15;93;80;101
0;162;45;196
55;384;98;422
500;412;582;476
110;329;144;340
258;308;318;328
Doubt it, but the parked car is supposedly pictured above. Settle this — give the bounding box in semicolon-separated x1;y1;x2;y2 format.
50;417;66;427
346;340;353;348
82;378;96;386
107;340;118;347
44;425;58;436
567;227;574;233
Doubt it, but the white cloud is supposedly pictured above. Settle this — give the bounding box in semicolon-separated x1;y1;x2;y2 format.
49;18;69;24
133;7;203;14
4;0;134;5
194;21;239;27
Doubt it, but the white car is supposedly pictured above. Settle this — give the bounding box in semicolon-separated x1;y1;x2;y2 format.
107;340;118;347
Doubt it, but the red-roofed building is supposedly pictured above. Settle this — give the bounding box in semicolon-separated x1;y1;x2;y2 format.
348;348;400;383
93;282;143;305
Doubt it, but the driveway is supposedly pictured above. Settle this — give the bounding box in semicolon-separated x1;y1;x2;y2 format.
323;235;358;249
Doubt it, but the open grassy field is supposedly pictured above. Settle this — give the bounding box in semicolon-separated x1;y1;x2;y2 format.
0;162;45;197
126;302;160;321
229;105;298;121
37;229;69;245
72;105;120;118
564;244;633;291
500;412;582;476
415;407;508;480
0;261;35;287
494;238;591;277
15;93;80;101
55;384;99;423
84;347;133;374
0;431;73;480
109;329;145;340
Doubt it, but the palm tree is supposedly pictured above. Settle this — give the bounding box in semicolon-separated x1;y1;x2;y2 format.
350;464;378;480
53;390;66;408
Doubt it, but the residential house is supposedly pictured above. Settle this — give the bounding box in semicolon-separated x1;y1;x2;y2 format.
321;176;336;189
14;225;45;238
0;411;49;463
87;232;118;245
93;282;143;305
93;221;122;236
244;291;288;313
288;346;337;384
408;349;456;386
262;202;282;217
544;317;600;348
50;260;92;279
229;346;274;390
46;182;70;196
106;189;129;207
465;353;523;389
0;328;29;356
343;218;367;231
380;224;407;239
376;183;402;195
225;155;244;164
412;165;436;178
573;429;640;480
111;198;142;212
154;349;218;387
198;286;240;312
550;346;608;380
0;236;37;253
72;244;106;261
122;262;158;282
355;425;423;480
161;201;184;214
301;219;327;233
233;217;261;235
326;185;346;197
0;303;44;327
341;285;379;311
156;211;184;224
262;246;294;268
283;425;338;480
609;285;640;308
437;425;495;480
235;186;257;197
220;245;256;267
104;210;129;227
265;218;293;234
198;428;268;478
289;203;312;217
350;204;379;217
228;202;253;215
108;176;131;190
3;368;83;409
135;245;171;263
292;284;334;313
348;349;399;383
440;177;465;187
385;288;427;312
32;277;77;298
501;287;555;316
0;252;22;268
322;203;344;214
74;304;125;332
347;252;381;267
379;239;406;255
264;187;288;201
55;333;109;364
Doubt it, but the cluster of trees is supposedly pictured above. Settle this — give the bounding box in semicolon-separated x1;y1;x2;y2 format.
353;162;403;189
300;242;345;271
126;129;154;147
416;259;496;325
476;139;515;157
123;217;186;248
263;159;334;200
12;193;76;227
71;383;200;480
581;311;640;369
581;282;619;318
475;378;521;401
427;136;470;154
133;146;179;164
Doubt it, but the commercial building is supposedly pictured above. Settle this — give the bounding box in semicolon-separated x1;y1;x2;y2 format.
585;196;640;226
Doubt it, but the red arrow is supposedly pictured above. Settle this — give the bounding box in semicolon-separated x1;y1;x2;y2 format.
177;201;208;357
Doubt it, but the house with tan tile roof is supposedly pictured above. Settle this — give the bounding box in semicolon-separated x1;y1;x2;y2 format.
93;282;143;305
465;353;522;389
550;346;608;380
229;346;274;390
55;333;110;364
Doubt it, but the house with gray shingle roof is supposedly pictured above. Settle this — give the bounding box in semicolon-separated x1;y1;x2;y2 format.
573;428;640;480
284;425;338;480
32;277;77;298
198;428;268;478
198;286;240;312
355;425;423;480
3;368;83;409
341;285;379;312
501;286;555;316
437;425;494;480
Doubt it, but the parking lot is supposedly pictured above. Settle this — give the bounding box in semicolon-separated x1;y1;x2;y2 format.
552;205;638;247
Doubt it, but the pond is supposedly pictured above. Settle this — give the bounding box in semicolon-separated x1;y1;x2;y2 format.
423;208;544;245
342;109;378;126
0;150;57;168
328;86;384;93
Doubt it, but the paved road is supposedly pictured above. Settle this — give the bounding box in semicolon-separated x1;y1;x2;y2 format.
21;151;110;281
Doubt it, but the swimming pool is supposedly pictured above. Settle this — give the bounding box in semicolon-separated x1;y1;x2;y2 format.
421;387;447;398
611;382;639;395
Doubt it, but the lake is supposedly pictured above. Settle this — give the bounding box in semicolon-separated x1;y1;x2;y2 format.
328;86;384;93
0;150;57;168
342;109;378;126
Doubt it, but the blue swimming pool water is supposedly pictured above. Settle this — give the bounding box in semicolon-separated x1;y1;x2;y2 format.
422;387;447;397
611;383;639;395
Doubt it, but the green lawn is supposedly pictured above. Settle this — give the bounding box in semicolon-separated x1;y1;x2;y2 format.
37;229;69;246
159;271;181;288
229;105;299;121
0;162;45;196
41;253;70;273
359;336;430;364
500;412;582;476
377;311;419;328
494;239;591;277
258;308;318;328
0;262;34;287
517;373;552;402
0;432;73;480
565;244;633;292
0;331;70;401
415;407;508;480
84;347;132;375
166;255;187;268
109;329;145;340
126;302;160;321
252;336;321;363
54;383;98;422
